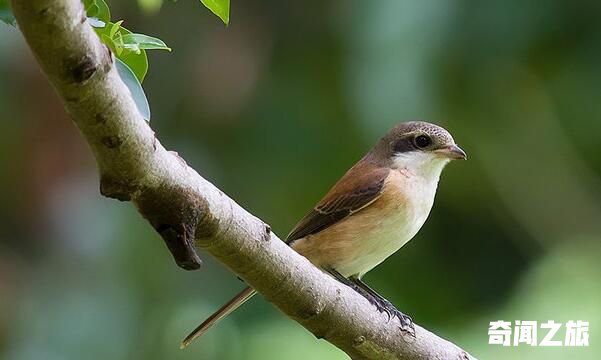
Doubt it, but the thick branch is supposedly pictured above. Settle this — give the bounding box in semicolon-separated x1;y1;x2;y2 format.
11;1;477;359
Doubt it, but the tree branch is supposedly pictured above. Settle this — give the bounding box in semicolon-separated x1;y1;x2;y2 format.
11;1;478;359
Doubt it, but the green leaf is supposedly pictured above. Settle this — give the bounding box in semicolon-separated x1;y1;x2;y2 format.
100;33;117;52
83;0;110;23
0;0;16;27
121;34;171;51
122;42;141;55
110;20;123;38
83;0;99;18
116;45;148;82
115;57;150;121
93;21;149;82
95;0;111;22
199;0;229;25
89;17;169;83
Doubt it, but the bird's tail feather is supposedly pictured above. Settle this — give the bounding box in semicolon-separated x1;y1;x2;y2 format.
180;286;257;349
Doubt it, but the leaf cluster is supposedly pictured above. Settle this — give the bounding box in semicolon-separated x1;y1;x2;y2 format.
1;0;231;120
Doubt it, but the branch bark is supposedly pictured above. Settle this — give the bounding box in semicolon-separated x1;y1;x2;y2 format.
10;1;478;359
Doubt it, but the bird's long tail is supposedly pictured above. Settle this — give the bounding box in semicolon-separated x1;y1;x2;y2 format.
180;286;257;349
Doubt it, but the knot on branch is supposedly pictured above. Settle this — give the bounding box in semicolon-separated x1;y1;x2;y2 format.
63;43;112;85
155;224;203;270
101;135;123;149
100;175;137;201
135;182;218;270
64;54;98;84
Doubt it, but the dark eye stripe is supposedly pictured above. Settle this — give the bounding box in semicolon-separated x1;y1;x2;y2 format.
393;137;415;153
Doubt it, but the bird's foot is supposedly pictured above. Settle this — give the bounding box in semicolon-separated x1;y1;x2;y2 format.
369;296;415;336
394;309;415;336
331;271;416;337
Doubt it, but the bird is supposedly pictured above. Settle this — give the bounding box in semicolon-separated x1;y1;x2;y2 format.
180;121;467;348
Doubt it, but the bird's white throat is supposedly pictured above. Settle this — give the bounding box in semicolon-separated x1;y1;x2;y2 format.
392;151;450;183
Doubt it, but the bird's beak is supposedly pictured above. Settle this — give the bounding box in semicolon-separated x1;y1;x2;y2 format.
435;144;467;160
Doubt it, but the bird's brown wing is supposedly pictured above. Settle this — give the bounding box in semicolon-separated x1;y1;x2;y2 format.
286;163;390;244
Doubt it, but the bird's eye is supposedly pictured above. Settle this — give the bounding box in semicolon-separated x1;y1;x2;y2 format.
414;135;432;149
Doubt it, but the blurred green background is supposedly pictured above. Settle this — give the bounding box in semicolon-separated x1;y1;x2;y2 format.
1;1;600;359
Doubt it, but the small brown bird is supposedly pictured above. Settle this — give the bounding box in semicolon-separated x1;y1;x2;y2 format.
181;121;466;348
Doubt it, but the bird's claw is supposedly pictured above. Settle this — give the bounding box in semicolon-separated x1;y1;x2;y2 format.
344;277;416;337
372;297;415;337
397;311;415;337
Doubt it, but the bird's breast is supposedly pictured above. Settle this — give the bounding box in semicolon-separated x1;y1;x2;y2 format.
293;170;439;278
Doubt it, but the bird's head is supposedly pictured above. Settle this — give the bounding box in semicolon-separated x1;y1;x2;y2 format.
369;121;467;180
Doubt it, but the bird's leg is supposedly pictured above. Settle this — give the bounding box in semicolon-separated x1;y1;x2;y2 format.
325;269;414;336
350;277;415;336
326;268;389;311
325;268;372;298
